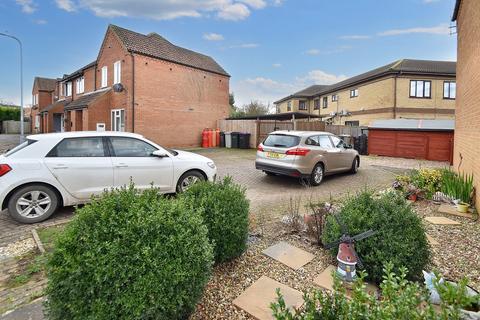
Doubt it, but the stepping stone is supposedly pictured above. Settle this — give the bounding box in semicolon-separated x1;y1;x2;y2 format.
313;265;378;297
426;234;439;246
438;204;475;219
262;241;314;270
424;216;461;225
233;276;303;320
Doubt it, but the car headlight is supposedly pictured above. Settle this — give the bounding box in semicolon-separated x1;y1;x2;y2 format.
207;162;216;169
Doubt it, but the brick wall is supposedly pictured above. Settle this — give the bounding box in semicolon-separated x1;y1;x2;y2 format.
454;0;480;209
133;54;229;148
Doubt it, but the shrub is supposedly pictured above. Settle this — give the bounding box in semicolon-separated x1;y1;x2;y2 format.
322;190;430;284
183;177;249;263
440;169;474;204
410;168;443;199
271;263;463;320
45;185;213;320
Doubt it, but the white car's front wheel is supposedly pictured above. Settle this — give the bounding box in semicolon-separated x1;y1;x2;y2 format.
8;184;59;223
176;171;205;193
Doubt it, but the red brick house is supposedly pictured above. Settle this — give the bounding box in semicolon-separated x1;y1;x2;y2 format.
32;25;230;147
30;77;57;133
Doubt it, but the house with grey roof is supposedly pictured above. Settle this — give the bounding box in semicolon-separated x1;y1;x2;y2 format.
31;24;230;147
275;59;456;126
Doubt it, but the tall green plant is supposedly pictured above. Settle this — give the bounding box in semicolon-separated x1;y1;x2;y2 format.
441;169;474;203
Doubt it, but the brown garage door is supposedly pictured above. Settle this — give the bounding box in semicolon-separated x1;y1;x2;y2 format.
368;129;453;163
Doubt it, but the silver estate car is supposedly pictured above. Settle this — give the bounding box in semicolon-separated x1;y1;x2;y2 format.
255;131;360;185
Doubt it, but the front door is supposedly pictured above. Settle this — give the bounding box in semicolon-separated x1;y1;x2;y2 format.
44;137;114;200
108;136;174;191
53;114;62;133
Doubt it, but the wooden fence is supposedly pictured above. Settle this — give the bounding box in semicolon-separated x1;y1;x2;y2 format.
217;119;367;148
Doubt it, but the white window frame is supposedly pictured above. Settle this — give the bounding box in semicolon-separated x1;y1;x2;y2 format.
65;81;72;97
114;61;121;84
101;66;108;88
76;77;85;94
111;109;125;132
410;80;431;98
443;81;456;99
332;94;338;102
35;115;40;129
350;89;359;98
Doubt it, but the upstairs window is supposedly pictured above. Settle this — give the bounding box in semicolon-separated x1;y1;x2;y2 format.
322;96;328;109
332;94;338;102
350;89;359;98
101;66;108;88
32;94;38;106
299;100;307;110
65;82;72;97
114;61;121;84
287;101;292;111
443;81;456;99
313;99;320;110
76;77;85;94
410;80;431;98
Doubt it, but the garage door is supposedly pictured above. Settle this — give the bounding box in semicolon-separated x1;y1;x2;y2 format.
368;129;453;163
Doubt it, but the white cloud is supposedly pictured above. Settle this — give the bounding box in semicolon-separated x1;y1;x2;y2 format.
55;0;76;12
15;0;36;14
217;3;251;20
203;33;224;41
55;0;279;21
34;19;47;24
272;63;282;68
229;43;259;48
423;0;440;3
233;69;347;106
305;49;320;55
378;23;450;36
339;35;371;40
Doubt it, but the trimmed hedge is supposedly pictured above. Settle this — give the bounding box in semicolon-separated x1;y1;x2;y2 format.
45;185;213;320
183;177;250;263
323;190;430;284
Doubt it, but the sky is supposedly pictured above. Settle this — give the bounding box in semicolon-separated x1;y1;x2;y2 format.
0;0;457;107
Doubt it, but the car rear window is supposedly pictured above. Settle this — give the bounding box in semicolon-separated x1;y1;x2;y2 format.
4;139;37;157
263;134;300;148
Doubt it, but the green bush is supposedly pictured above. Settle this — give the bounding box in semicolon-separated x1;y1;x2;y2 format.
271;263;463;320
45;185;214;320
410;168;443;199
440;169;474;204
323;190;430;284
183;177;249;263
0;106;20;121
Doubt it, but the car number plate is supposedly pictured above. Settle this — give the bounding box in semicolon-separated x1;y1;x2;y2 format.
266;152;284;159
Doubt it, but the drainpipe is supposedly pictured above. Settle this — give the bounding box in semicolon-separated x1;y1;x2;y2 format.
131;53;135;132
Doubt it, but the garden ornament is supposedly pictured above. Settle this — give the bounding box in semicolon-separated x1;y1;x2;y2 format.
324;214;376;282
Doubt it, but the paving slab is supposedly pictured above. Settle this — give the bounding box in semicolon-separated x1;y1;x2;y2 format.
262;241;314;270
233;276;303;320
424;216;461;225
313;265;378;297
437;204;476;219
426;234;439;246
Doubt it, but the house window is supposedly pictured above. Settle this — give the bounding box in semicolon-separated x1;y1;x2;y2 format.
76;77;85;94
64;82;72;97
332;94;338;102
287;101;292;111
322;97;328;109
111;109;125;132
32;94;38;106
299;101;307;110
350;89;358;98
443;81;456;99
114;61;121;84
313;99;320;110
101;66;108;88
35;115;40;129
409;80;431;98
345;120;360;126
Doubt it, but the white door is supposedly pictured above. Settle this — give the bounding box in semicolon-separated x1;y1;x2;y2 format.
44;137;114;200
111;109;125;132
108;137;174;191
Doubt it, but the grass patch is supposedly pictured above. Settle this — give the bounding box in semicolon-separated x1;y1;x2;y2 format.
37;224;65;252
6;253;46;288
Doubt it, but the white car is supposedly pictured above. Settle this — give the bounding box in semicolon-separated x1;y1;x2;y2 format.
0;131;217;224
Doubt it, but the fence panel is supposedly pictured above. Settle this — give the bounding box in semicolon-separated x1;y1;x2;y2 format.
296;121;326;131
217;119;258;148
324;125;368;137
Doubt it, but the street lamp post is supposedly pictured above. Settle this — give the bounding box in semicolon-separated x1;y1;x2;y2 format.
0;32;24;142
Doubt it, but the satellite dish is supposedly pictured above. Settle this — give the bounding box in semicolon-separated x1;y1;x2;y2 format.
113;83;124;92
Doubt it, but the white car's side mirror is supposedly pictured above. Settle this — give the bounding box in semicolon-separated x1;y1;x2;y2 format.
152;150;169;158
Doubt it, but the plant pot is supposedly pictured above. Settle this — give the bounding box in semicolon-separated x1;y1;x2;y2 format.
457;203;469;213
408;194;418;202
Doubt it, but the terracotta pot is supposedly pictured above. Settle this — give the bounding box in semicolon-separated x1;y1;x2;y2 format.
408;194;418;202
